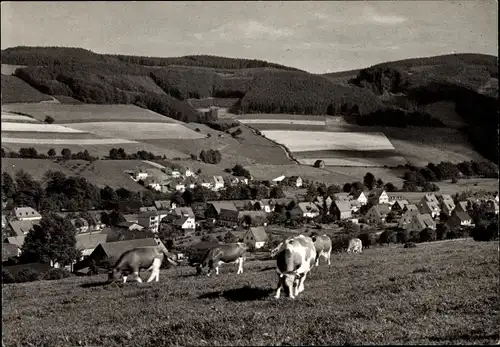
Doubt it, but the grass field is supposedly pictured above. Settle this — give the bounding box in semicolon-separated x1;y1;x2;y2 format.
1;112;39;123
2;240;497;346
245;164;357;184
1;122;86;133
63;122;206;140
1;104;179;124
1;63;27;75
1;75;54;104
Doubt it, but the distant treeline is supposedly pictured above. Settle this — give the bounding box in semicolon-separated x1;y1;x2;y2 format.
1;147;163;161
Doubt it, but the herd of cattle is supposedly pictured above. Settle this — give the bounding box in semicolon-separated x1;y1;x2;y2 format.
108;234;364;299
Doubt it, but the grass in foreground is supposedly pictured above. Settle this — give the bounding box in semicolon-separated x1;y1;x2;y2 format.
2;240;498;346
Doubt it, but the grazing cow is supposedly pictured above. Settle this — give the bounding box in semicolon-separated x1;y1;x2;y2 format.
108;246;176;283
197;242;248;276
275;235;317;299
347;238;363;253
311;234;332;266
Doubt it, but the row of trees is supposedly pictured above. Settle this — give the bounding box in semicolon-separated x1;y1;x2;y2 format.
403;161;499;183
2;147;97;161
199;149;222;164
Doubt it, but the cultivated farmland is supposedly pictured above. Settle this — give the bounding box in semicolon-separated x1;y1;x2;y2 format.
1;122;85;133
1;75;54;104
2;240;497;346
63;122;206;140
0;112;39;123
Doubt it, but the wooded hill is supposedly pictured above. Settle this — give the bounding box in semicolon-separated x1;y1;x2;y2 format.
1;47;498;163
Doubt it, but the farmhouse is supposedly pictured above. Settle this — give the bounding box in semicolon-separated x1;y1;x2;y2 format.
75;232;108;259
116;221;145;231
139;206;158;213
8;220;40;237
213;176;225;191
398;205;420;229
419;199;441;219
133;167;149;181
217;209;240;227
137;211;161;233
447;211;473;228
172;215;196;231
205;201;238;220
154;200;175;210
409;213;436;231
391;200;409;213
252;199;273;213
364;204;391;224
2;243;21;261
367;189;389;205
288;176;303;187
290;202;320;219
314;196;333;212
10;207;42;221
239;211;268;227
440;197;456;217
351;191;367;205
243;227;269;249
171;207;195;219
331;200;352;220
453;201;469;214
234;176;249;185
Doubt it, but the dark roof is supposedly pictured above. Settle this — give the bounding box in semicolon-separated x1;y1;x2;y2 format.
139;206;158;212
9;220;40;236
97;238;159;260
173;207;195;218
173;216;190;226
154;200;172;210
101;227;155;243
2;243;20;261
138;211;158;217
249;227;269;242
218;209;239;220
454;211;472;221
75;233;108;250
207;201;238;214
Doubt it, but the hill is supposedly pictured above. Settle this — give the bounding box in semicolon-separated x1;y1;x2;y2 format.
2;239;497;346
1;75;54;103
1;47;497;164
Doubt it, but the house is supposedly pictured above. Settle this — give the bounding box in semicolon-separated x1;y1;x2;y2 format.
2;243;21;261
133;167;149;181
391;200;409;213
9;220;40;236
139;206;158;213
5;235;26;248
440;197;456;217
75;232;108;259
419;199;441;219
453;201;469;214
447;211;473;228
272;175;286;185
367;189;389;205
116;221;145;231
213;176;225;191
172;207;195;218
205;201;238;220
101;227;156;243
331;200;352;220
235;176;249;185
183;167;194;177
290;202;320;219
364;204;391;224
239;210;268;226
172;215;196;231
314;196;333;213
398;204;420;229
288;176;303;188
170;169;181;178
409;213;436;231
154;200;176;210
11;207;42;221
334;193;351;201
388;195;405;205
137;211;160;232
217;209;240;227
183;176;197;190
243;227;269;249
351;191;367;205
251;199;273;213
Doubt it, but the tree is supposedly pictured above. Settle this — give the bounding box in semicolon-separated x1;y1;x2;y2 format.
20;213;80;266
363;172;375;190
327;185;341;197
269;186;285;199
2;172;16;200
61;148;72;160
419;228;437;243
384;182;397;192
44;116;55;124
351;181;364;191
376;178;384;188
0;148;5;158
47;148;56;158
223;231;238;243
342;183;352;193
436;223;449;240
305;183;317;202
232;164;251;178
108;210;126;226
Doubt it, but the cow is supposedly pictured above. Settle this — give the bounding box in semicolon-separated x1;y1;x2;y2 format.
108;246;176;283
347;238;363;253
275;235;317;299
197;242;248;276
311;233;332;266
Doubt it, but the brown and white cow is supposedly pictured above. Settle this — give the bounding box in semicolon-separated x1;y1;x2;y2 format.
108;246;176;283
311;234;332;266
275;235;317;299
347;238;363;253
197;242;248;276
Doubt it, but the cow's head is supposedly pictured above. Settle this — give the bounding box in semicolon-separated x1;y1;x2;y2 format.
107;268;121;283
278;271;299;297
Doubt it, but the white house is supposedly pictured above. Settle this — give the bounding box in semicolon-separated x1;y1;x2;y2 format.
288;176;303;188
447;211;473;228
290;202;320;219
243;227;269;249
173;215;196;231
367;189;389;205
351;191;367;205
137;211;160;233
272;175;286;184
409;213;436;231
183;167;194;177
133;167;149;181
213;176;225;191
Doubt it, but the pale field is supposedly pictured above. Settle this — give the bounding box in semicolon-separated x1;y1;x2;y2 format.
245;164;357;184
1;137;139;145
238;114;327;121
1;122;85;133
324;167;406;185
1;64;27;75
1;113;39;122
297;156;407;167
1;104;179;124
261;131;395;152
239;119;326;126
63;122;206;140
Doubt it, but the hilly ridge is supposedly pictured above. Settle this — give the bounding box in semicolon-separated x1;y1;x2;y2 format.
1;46;498;164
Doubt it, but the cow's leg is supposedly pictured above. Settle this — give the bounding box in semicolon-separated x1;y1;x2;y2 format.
146;258;162;283
275;277;282;299
237;257;243;274
134;271;142;283
327;250;332;266
123;276;128;283
297;273;308;294
215;265;219;276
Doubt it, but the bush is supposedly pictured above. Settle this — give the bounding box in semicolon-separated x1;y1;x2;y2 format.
15;268;41;283
397;229;411;243
378;230;397;244
419;228;437;243
42;268;73;281
2;269;15;284
358;232;375;248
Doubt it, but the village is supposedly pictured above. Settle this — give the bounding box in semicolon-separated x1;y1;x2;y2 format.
2;160;498;277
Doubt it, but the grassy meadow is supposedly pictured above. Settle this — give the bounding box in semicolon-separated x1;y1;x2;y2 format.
2;239;498;346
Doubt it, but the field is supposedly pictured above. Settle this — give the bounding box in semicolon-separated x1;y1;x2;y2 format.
1;63;27;75
1;75;54;104
1;112;39;123
245;164;358;184
2;240;498;346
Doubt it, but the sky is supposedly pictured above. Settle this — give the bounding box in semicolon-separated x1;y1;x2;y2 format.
1;1;497;74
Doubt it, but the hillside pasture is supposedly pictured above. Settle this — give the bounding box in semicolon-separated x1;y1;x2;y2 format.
436;178;499;196
1;63;27;75
1;104;179;124
1;122;85;133
246;164;356;184
238;113;327;121
62;122;206;140
295;149;407;167
1;112;39;123
2;240;497;346
324;167;406;186
1;75;54;104
261;131;396;152
0;158;149;191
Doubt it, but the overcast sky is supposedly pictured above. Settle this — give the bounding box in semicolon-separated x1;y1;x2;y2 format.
1;1;497;74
